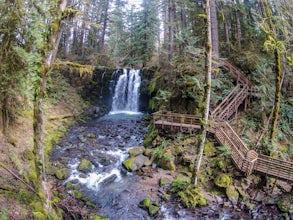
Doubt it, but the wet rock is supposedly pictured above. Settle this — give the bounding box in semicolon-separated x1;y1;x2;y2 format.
101;174;117;185
129;146;145;157
78;159;93;173
118;143;125;148
123;154;151;171
71;179;79;184
99;157;111;166
226;186;239;205
79;173;87;178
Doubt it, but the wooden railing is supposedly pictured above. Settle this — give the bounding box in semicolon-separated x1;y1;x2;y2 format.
152;59;292;182
220;59;252;87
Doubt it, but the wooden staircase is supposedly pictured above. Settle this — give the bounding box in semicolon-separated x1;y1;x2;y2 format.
152;60;293;182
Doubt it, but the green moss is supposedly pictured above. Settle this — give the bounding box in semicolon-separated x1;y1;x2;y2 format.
162;194;171;201
23;149;34;161
90;216;109;220
140;198;151;209
143;124;158;147
198;197;207;206
122;157;135;171
157;149;176;171
77;159;92;173
86;201;96;209
204;142;216;156
277;198;291;213
65;181;72;189
214;173;231;188
33;212;46;220
226;186;239;204
129;146;145;157
149;204;160;216
55;168;70;180
144;148;153;157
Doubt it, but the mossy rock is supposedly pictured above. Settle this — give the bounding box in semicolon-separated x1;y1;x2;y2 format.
148;204;160;216
129;146;145;157
277;197;293;213
144;148;153;157
204;142;216;156
23;149;34;161
78;159;93;173
33;212;46;220
214;173;231;188
122;155;151;172
90;215;109;220
65;182;72;189
198;197;207;206
55;168;70;180
226;186;239;205
140;197;151;209
158;149;176;171
162;194;171;201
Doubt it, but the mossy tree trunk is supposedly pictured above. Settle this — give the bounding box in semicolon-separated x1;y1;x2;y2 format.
193;0;212;186
33;0;68;214
270;49;281;141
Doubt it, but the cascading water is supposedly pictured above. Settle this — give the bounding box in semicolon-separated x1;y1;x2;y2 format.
110;69;141;114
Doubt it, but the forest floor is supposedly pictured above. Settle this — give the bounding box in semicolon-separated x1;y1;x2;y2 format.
0;84;88;219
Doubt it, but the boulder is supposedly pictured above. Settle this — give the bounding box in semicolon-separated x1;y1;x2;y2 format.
122;154;151;172
101;174;117;185
78;159;93;173
129;146;145;157
158;149;176;171
55;168;70;180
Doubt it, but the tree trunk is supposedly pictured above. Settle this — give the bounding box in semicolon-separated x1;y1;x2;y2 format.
33;0;68;213
99;0;110;53
210;0;219;58
194;0;212;186
270;49;281;141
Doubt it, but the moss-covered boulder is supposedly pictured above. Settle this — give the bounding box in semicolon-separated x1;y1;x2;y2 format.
139;197;151;209
214;173;231;188
129;146;145;157
226;186;239;205
78;159;93;173
277;196;293;213
55;168;70;180
23;149;34;161
158;149;176;171
144;148;153;157
122;155;151;171
148;204;160;216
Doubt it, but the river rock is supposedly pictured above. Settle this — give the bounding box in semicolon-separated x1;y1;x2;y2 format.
55;168;70;180
78;159;93;173
129;146;145;157
122;154;151;171
101;174;117;185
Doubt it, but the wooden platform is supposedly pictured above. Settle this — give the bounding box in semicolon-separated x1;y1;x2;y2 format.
152;60;293;182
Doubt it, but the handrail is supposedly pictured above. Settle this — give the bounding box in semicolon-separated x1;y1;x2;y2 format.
152;59;293;182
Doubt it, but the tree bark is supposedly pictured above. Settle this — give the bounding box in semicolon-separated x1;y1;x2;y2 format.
210;0;219;58
270;49;281;141
33;0;68;214
194;0;212;186
99;0;110;53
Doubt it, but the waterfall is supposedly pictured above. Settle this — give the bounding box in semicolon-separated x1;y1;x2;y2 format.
110;69;141;114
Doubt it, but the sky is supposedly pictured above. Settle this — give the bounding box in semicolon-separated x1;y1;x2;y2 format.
126;0;143;10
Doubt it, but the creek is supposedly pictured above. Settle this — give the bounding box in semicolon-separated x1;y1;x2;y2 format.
50;69;282;219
